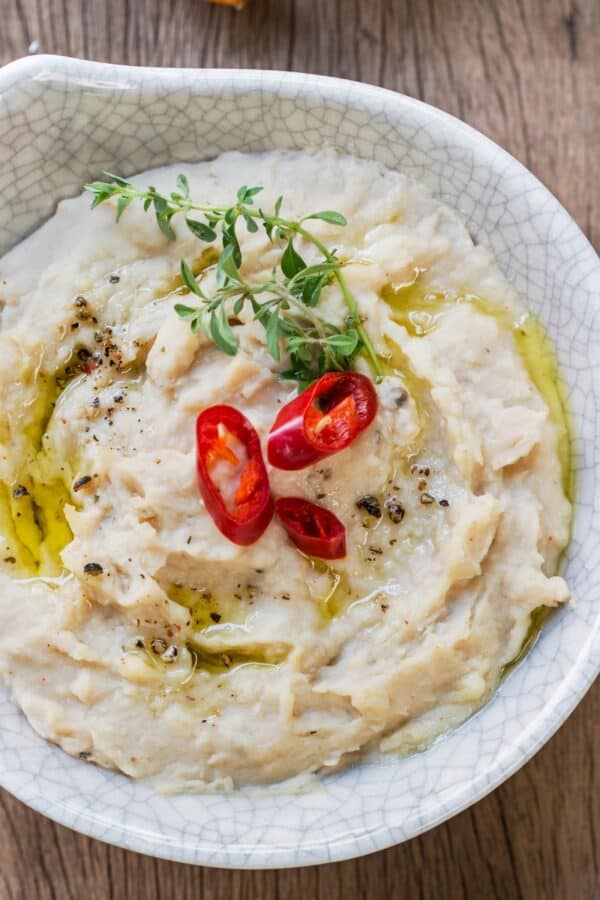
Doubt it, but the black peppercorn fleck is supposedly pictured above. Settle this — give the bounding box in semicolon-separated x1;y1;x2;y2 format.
83;562;103;575
385;499;405;524
150;637;167;655
73;475;92;492
356;495;382;518
393;388;408;408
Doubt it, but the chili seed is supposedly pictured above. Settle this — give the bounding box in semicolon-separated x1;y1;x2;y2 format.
150;637;167;655
420;492;435;505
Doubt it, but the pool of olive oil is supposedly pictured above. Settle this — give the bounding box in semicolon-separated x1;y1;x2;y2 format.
166;582;245;631
0;363;78;577
166;582;290;673
186;641;289;675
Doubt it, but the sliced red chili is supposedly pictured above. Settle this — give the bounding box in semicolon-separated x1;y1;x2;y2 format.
267;372;378;470
275;497;347;559
196;405;273;546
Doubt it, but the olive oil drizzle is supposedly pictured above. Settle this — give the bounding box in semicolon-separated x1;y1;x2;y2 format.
152;248;219;304
382;272;573;675
0;265;572;691
302;556;354;620
500;606;551;680
382;274;573;498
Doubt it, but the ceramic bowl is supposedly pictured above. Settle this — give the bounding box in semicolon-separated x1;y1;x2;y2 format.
0;55;598;868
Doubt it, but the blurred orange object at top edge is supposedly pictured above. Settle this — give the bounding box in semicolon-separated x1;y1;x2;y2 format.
206;0;247;7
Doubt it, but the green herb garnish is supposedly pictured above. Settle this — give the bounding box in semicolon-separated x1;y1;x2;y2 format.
85;173;383;385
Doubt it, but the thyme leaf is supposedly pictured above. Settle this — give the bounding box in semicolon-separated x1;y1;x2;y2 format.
85;173;384;384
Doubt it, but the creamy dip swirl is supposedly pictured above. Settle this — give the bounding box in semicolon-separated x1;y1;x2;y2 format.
0;150;570;788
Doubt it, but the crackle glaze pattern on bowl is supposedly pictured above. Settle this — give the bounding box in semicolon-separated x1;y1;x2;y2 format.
0;56;598;869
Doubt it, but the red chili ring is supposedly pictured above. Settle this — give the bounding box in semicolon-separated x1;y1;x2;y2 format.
196;405;274;546
275;496;347;559
267;372;378;471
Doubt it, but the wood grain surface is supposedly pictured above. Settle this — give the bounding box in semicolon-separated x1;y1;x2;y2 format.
0;1;598;898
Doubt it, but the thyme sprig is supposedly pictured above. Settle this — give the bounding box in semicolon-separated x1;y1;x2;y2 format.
84;174;383;384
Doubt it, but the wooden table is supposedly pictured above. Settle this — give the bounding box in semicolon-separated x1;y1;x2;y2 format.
0;1;598;897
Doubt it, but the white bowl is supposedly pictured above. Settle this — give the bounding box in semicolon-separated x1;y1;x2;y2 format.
0;55;598;869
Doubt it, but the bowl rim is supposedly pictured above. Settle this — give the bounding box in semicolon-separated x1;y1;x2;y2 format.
0;54;598;869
